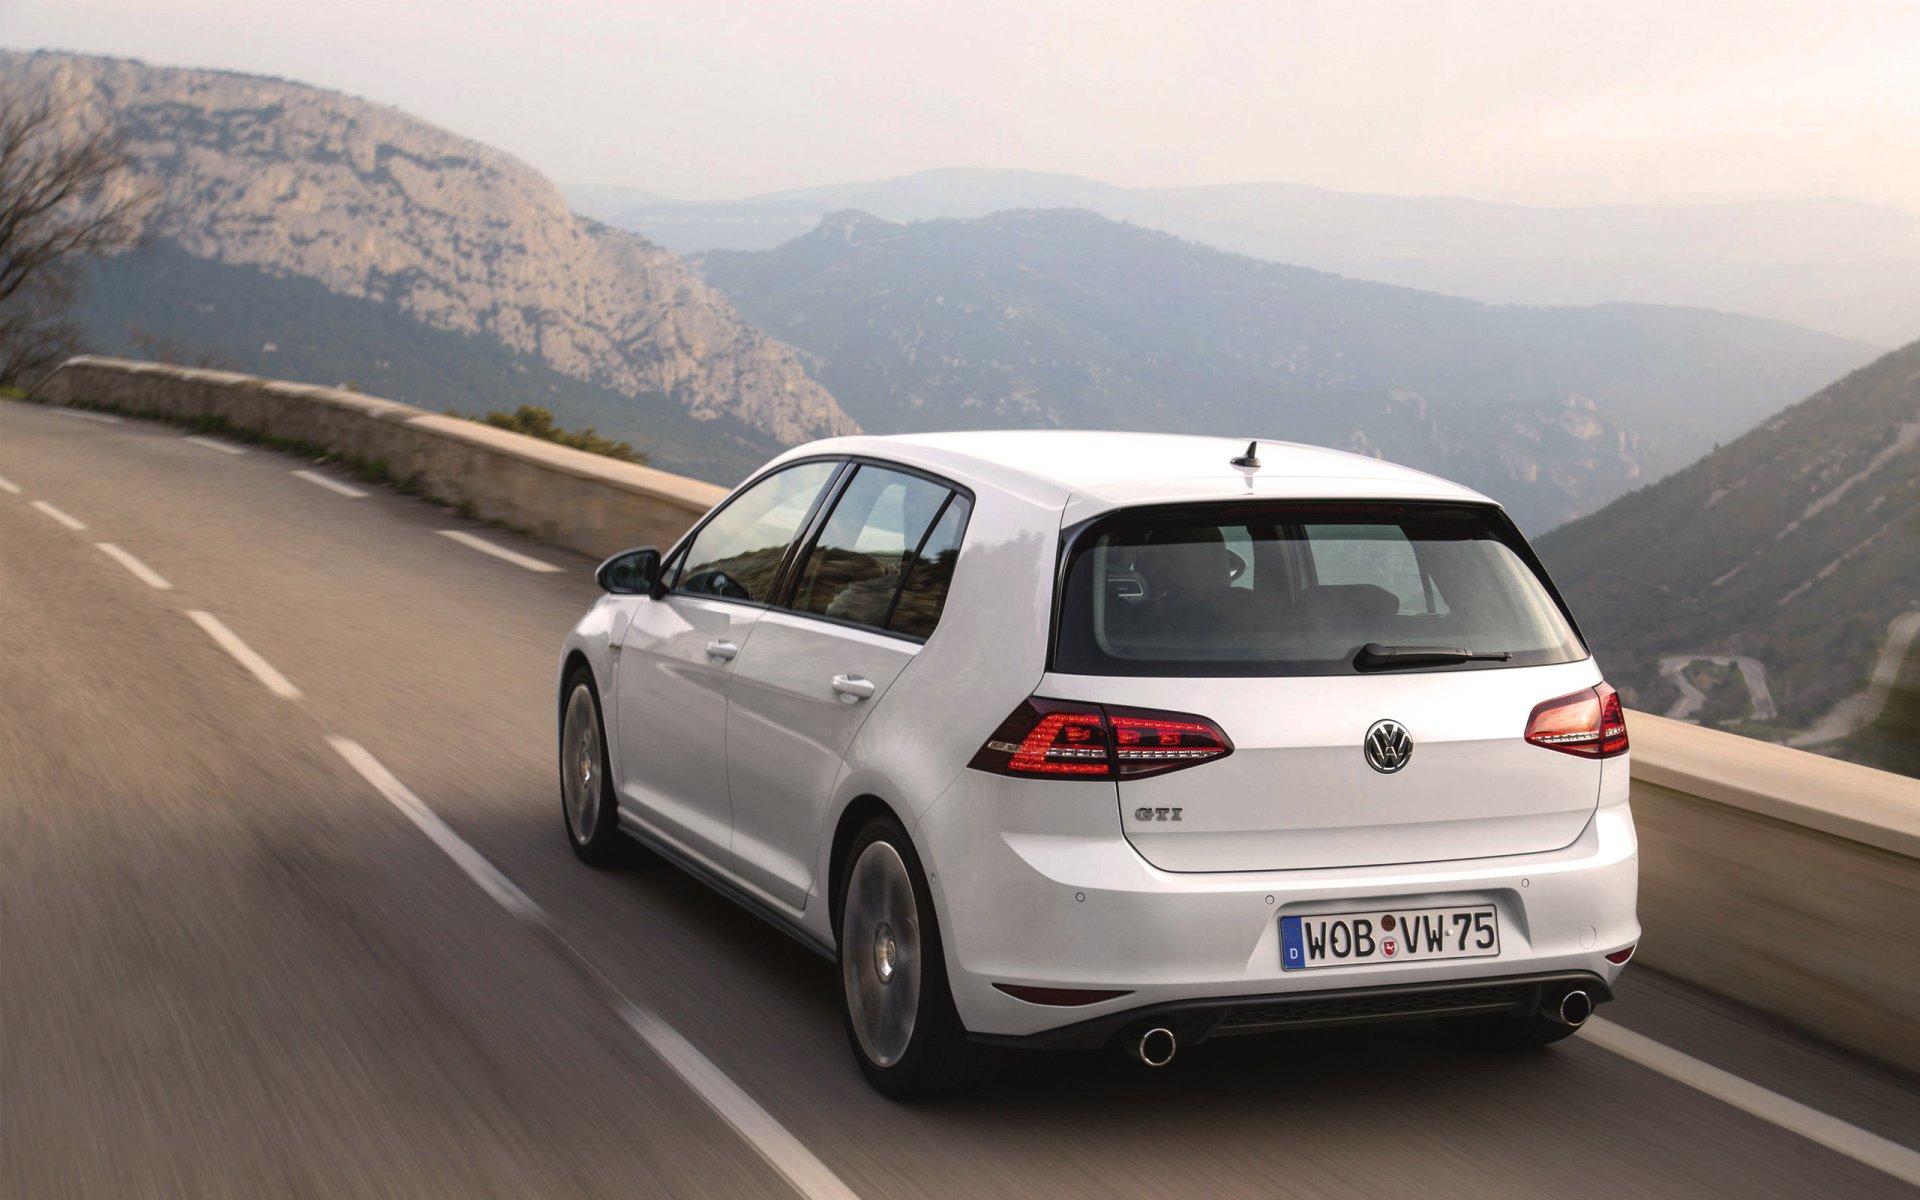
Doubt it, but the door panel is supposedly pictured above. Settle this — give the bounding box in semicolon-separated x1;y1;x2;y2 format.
613;596;761;869
726;613;916;911
723;463;964;913
611;458;843;871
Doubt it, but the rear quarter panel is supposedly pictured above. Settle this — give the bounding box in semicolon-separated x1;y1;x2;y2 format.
804;482;1064;943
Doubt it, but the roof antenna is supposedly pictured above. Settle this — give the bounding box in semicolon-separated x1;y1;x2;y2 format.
1230;440;1261;469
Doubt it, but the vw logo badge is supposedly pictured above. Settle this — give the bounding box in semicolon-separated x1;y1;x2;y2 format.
1364;719;1412;774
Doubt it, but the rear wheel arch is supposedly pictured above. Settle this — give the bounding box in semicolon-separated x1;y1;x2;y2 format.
828;795;905;940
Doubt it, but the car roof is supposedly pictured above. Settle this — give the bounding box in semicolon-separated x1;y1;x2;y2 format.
779;430;1492;512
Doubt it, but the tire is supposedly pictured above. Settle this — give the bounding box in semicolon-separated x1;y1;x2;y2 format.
835;814;996;1098
559;671;625;866
1446;1010;1581;1050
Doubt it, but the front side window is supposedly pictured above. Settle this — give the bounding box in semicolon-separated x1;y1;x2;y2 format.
1055;502;1584;677
788;465;970;638
673;460;838;602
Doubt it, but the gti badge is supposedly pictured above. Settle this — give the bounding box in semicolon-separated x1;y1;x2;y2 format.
1364;719;1412;774
1134;807;1184;822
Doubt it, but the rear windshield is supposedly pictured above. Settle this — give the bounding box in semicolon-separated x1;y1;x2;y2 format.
1054;503;1586;677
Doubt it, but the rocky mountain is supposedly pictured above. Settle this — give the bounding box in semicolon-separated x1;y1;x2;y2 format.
6;50;855;452
1537;340;1920;764
572;167;1920;345
72;242;783;483
696;209;1875;531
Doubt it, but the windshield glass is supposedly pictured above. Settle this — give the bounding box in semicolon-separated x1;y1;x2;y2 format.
1055;502;1586;677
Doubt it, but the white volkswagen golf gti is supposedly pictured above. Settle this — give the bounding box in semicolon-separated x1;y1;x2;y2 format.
556;432;1638;1097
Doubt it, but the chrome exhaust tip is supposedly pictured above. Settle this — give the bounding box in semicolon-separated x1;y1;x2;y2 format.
1132;1027;1177;1067
1554;990;1594;1028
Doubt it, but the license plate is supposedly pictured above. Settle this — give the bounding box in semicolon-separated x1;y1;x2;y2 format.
1281;905;1499;970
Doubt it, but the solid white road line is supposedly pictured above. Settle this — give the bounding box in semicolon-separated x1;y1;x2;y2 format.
438;529;562;573
184;434;247;455
95;543;172;590
0;473;20;494
30;500;86;530
184;610;303;700
49;408;122;424
622;1004;862;1200
326;737;540;920
293;468;368;498
1585;1018;1920;1187
323;737;861;1200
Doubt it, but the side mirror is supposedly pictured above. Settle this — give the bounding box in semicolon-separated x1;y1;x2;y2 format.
596;546;662;596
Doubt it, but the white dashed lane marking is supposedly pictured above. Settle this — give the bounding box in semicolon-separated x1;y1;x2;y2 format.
184;610;303;700
30;500;86;530
48;408;122;424
327;737;540;920
184;435;247;455
324;737;861;1200
1585;1018;1920;1187
621;1004;861;1200
293;468;368;498
0;473;20;495
95;543;173;590
439;529;562;573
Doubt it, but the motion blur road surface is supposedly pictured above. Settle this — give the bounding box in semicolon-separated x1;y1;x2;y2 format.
4;398;1917;1199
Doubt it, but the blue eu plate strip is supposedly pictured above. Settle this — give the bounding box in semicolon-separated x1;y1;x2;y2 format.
1280;915;1304;971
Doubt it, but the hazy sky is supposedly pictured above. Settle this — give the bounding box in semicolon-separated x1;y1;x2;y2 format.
5;0;1917;209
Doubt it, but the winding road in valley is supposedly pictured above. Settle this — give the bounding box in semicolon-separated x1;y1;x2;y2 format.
1790;610;1920;747
5;399;1917;1199
1659;654;1779;722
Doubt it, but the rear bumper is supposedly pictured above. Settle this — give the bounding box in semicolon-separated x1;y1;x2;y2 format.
913;762;1639;1039
971;970;1612;1050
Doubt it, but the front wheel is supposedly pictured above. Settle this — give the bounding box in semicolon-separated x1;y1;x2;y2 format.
559;673;624;866
836;816;995;1098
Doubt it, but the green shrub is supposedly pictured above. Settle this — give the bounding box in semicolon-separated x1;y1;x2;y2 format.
474;404;648;464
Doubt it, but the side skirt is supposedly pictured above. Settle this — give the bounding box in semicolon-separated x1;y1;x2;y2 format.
615;809;837;963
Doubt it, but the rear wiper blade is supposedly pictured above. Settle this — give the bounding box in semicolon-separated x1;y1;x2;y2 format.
1353;643;1513;671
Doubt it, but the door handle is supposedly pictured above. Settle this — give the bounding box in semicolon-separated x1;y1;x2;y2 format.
831;674;876;703
707;640;739;662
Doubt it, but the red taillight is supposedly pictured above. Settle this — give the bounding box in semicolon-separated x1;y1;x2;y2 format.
1605;945;1636;965
969;698;1232;779
1524;683;1629;759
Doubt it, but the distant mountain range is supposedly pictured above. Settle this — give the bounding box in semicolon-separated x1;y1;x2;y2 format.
12;50;1894;533
570;168;1920;346
5;49;854;478
1538;340;1920;754
697;209;1876;531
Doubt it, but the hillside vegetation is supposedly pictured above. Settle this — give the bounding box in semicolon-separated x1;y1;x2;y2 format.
75;243;780;483
1538;341;1920;750
698;209;1875;531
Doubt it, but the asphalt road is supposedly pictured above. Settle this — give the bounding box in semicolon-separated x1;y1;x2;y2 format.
4;399;1917;1199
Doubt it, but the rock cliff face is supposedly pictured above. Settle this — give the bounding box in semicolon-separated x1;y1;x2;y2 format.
7;50;855;444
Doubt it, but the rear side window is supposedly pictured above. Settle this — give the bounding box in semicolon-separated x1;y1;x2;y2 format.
788;465;970;639
1054;503;1584;677
888;495;970;639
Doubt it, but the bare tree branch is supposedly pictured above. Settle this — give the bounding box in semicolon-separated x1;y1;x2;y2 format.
0;78;153;386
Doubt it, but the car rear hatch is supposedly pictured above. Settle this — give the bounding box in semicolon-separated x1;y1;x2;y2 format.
1046;499;1608;872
